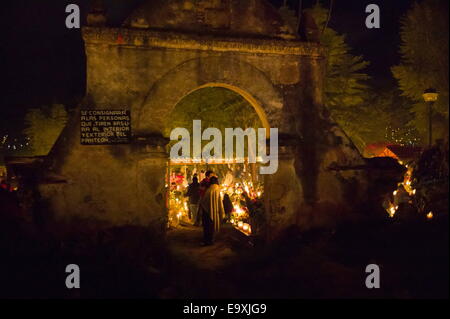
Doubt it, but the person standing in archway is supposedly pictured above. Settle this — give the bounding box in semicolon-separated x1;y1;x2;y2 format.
199;176;225;246
199;170;214;198
196;170;214;226
185;176;200;226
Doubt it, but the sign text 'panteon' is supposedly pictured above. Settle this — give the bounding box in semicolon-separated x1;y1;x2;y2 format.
80;110;131;145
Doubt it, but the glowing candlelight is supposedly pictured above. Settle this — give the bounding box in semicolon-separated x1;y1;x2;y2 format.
238;221;243;228
427;212;433;219
388;205;397;218
234;205;244;215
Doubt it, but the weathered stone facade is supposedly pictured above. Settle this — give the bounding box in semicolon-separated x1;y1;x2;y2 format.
37;0;368;239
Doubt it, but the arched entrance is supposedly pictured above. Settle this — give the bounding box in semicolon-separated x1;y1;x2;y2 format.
128;54;304;241
38;1;368;241
163;86;268;236
183;83;271;135
135;56;283;136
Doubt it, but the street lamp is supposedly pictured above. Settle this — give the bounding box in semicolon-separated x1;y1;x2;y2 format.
422;88;439;147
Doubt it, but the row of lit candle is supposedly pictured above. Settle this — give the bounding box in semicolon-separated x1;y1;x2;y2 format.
170;157;266;164
231;219;252;234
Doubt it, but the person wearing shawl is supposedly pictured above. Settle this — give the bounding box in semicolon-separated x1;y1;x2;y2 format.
199;176;225;246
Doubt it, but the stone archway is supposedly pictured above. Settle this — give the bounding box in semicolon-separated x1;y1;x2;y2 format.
34;0;369;241
135;56;283;136
137;74;283;238
185;83;271;134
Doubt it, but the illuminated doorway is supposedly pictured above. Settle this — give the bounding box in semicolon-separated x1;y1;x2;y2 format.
164;86;268;237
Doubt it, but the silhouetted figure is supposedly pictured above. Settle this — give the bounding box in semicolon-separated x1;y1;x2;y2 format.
223;193;233;222
199;170;214;198
185;176;200;226
199;177;225;246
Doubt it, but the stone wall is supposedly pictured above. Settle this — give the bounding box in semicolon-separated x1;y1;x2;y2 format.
36;24;367;239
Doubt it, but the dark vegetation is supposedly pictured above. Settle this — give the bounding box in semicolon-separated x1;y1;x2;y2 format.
0;202;447;299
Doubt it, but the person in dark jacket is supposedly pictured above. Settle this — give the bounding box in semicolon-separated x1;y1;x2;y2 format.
185;177;201;226
223;193;233;222
199;170;214;198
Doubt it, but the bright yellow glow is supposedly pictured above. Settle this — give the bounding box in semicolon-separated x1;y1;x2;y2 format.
388;204;398;218
234;205;244;215
427;212;434;219
423;92;439;102
393;190;398;196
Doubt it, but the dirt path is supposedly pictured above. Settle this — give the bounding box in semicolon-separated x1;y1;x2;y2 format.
164;224;370;299
167;224;239;270
162;224;248;298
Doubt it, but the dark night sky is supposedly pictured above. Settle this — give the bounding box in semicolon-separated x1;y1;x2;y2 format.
0;0;414;134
